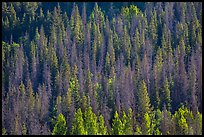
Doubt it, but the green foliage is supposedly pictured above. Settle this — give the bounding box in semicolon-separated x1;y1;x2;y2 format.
112;111;123;135
98;115;108;135
194;111;202;135
49;104;58;130
2;128;7;135
173;105;189;135
19;81;25;97
122;109;133;135
135;125;142;135
22;123;27;135
142;112;151;135
138;80;151;119
69;65;80;109
80;95;88;112
123;25;131;66
1;2;202;135
121;5;140;22
162;77;171;111
155;109;162;130
52;113;67;135
155;128;162;135
71;108;87;135
149;9;158;45
70;4;84;45
84;107;98;135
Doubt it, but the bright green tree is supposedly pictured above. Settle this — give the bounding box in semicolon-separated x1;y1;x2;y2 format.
112;111;123;135
135;125;142;135
122;108;133;135
52;113;67;135
71;108;87;135
173;105;189;135
155;128;162;135
84;106;98;135
142;112;151;135
98;115;108;135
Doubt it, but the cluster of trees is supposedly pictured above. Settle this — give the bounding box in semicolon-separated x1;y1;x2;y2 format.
2;2;202;135
51;104;202;135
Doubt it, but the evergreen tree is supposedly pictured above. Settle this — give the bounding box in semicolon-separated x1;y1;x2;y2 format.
1;2;202;135
142;112;151;135
194;111;202;135
71;108;87;135
162;77;171;111
69;65;80;109
22;122;27;135
137;80;151;121
98;115;108;135
112;111;123;135
122;108;133;135
52;113;67;135
84;106;98;135
173;105;189;135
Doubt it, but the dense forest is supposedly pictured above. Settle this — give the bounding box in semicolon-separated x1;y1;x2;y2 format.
2;2;202;135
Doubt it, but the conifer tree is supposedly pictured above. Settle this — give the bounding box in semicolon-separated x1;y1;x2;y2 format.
162;77;171;111
112;111;123;135
122;108;133;135
22;122;27;135
52;113;67;135
137;80;151;121
98;115;108;135
71;108;87;135
84;106;98;135
135;125;142;135
142;112;151;135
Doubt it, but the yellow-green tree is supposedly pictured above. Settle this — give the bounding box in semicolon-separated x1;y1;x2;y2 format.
112;111;123;135
52;113;67;135
71;108;87;135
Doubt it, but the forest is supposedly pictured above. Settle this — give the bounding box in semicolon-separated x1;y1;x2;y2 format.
2;2;202;135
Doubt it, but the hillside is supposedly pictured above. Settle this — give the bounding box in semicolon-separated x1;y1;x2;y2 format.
2;2;202;135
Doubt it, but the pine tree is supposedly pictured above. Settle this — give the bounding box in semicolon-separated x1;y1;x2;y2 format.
112;111;123;135
149;8;158;46
2;128;7;135
155;128;162;135
52;113;67;135
69;65;80;109
98;115;108;135
173;105;189;135
162;77;171;111
71;108;87;135
123;25;131;66
122;108;133;135
135;125;142;135
84;106;98;135
194;111;202;135
22;122;27;135
137;80;151;121
188;54;198;116
154;109;162;134
142;112;151;135
70;4;84;45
